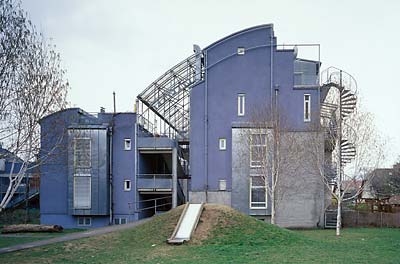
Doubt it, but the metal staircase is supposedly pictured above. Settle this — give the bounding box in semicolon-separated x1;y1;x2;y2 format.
320;67;358;228
136;50;204;140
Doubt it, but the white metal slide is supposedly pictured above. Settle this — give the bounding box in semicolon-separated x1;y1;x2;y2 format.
168;203;204;244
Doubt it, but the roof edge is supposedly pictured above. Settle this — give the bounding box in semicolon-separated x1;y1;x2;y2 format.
203;24;274;51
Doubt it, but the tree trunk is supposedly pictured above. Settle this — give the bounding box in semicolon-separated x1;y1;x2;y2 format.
2;224;63;233
271;191;275;224
336;199;341;236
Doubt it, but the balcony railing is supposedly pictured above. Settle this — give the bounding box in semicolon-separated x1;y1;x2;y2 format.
137;174;173;191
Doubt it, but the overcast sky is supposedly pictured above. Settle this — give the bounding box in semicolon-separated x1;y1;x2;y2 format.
22;0;399;165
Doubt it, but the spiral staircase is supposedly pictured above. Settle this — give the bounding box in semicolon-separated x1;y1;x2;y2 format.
320;67;358;228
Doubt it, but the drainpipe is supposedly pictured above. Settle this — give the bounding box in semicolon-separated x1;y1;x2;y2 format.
204;50;208;203
109;125;113;225
270;33;274;123
134;105;138;219
172;147;177;208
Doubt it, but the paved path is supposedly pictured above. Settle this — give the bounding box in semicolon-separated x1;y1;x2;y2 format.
0;218;151;254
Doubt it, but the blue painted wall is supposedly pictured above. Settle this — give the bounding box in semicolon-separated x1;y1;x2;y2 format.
40;109;139;228
190;24;320;194
111;113;138;222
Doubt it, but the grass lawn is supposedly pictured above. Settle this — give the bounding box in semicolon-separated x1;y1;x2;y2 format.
0;229;85;248
0;205;399;263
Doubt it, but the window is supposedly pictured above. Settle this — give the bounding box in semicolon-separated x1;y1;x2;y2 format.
0;159;5;171
124;138;131;150
77;217;92;226
114;218;128;225
238;94;245;116
219;179;227;191
237;47;245;55
250;134;267;168
250;175;267;209
219;138;226;150
304;94;311;122
124;180;131;191
73;138;91;209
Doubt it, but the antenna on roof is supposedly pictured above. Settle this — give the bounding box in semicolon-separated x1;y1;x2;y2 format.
113;91;116;114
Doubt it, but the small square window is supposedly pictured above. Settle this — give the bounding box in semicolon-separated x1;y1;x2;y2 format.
124;138;131;150
121;218;127;225
124;180;131;191
219;138;226;150
237;47;245;55
84;217;91;226
78;217;84;226
114;218;120;225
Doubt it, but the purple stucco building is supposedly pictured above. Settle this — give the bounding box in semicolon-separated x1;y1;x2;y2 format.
40;24;336;228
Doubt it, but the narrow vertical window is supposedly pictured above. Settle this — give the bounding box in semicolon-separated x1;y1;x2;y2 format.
304;94;311;122
219;138;226;150
238;94;245;116
73;138;91;209
124;138;131;150
124;180;131;191
250;175;267;209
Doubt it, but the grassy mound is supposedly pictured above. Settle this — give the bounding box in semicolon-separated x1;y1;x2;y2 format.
2;204;400;263
193;204;299;246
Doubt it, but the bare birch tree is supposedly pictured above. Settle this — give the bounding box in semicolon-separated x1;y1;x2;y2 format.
240;105;303;225
0;0;69;212
309;99;385;235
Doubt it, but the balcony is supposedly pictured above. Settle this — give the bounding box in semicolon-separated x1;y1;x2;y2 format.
137;174;173;192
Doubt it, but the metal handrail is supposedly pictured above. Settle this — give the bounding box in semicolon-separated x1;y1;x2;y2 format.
134;195;173;214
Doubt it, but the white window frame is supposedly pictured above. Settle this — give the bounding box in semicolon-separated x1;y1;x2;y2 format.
114;218;128;225
304;94;311;122
249;175;267;209
219;138;226;151
124;179;131;191
124;138;131;150
219;179;227;191
77;217;92;227
250;134;267;168
238;94;245;116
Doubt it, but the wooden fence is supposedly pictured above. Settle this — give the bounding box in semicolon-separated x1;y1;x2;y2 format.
343;211;400;227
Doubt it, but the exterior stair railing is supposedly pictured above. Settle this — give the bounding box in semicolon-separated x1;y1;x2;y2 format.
320;67;358;228
137;50;204;140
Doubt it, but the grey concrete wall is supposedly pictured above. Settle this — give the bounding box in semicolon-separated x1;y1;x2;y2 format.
274;132;325;228
232;128;274;216
189;191;231;206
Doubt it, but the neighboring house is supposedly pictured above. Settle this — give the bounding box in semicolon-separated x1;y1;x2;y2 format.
41;24;348;228
364;165;400;200
0;148;39;209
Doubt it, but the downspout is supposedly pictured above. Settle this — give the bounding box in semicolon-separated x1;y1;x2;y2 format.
134;107;138;220
204;50;208;202
270;32;274;123
109;110;115;225
109;124;113;225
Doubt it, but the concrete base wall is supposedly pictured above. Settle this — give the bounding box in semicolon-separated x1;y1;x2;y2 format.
274;132;325;228
189;191;231;206
41;214;110;229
